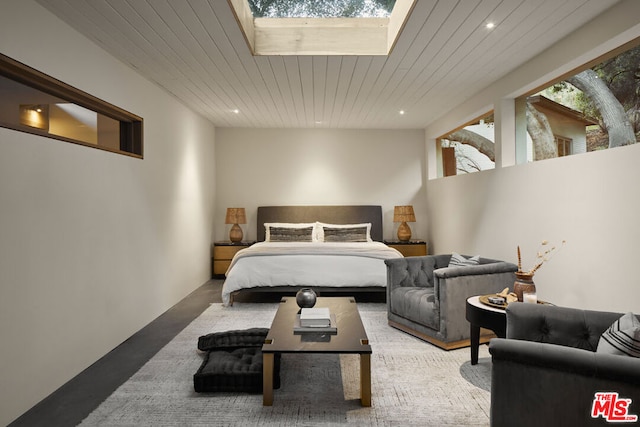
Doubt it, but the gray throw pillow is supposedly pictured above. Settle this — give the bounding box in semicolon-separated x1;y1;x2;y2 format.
323;226;368;242
597;312;640;358
268;226;314;242
448;252;480;268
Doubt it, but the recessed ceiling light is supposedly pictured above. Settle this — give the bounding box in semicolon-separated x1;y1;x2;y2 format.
232;109;240;114
399;110;405;115
486;22;495;29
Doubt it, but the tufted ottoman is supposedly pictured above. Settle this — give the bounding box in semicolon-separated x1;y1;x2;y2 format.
194;328;280;393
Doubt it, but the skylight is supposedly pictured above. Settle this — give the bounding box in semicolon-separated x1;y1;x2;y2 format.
229;0;414;56
247;0;396;18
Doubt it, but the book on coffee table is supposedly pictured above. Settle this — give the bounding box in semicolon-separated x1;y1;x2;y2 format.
299;307;331;327
294;313;337;334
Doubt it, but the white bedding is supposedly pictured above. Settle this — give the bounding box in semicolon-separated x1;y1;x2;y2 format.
221;241;403;306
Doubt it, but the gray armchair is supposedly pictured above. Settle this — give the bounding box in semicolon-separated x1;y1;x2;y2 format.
384;254;517;350
489;303;640;427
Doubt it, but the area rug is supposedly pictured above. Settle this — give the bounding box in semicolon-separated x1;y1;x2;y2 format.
80;302;492;426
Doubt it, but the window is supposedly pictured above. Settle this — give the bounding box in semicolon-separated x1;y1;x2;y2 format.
437;112;495;177
515;39;640;163
0;53;143;157
556;135;572;157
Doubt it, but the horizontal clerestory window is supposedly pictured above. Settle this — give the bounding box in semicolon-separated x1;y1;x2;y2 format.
0;53;143;157
437;111;496;177
515;38;640;164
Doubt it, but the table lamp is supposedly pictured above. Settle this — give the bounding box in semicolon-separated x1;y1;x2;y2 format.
225;207;246;243
393;205;416;242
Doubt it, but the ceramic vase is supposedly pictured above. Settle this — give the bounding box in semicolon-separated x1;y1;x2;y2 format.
513;272;536;302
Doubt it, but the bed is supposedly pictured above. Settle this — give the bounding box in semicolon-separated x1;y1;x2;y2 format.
221;205;403;306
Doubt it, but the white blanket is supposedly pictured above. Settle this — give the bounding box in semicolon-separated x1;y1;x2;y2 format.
221;241;402;306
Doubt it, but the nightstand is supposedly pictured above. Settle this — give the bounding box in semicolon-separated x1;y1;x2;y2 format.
212;241;255;278
384;240;428;257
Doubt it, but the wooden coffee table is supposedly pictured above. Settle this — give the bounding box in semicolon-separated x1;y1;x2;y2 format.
262;296;372;406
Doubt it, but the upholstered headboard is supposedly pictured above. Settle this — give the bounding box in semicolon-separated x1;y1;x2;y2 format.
256;205;383;242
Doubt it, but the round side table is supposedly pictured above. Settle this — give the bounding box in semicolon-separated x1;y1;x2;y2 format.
465;295;506;365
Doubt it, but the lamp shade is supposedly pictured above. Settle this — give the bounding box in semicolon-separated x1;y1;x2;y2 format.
393;205;416;223
225;208;246;225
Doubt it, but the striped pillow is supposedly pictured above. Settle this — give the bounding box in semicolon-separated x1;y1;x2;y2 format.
597;312;640;358
323;226;368;242
316;222;372;242
448;252;480;267
264;223;317;242
268;226;315;242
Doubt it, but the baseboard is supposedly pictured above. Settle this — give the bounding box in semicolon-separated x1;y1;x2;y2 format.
388;320;495;351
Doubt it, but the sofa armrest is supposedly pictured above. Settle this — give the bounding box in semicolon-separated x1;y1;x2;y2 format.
490;338;640;382
433;261;517;302
434;261;518;279
489;338;640;427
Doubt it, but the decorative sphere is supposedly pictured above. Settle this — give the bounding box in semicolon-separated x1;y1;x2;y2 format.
296;288;317;308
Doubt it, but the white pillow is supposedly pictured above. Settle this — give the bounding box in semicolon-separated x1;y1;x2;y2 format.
316;222;372;242
264;223;319;242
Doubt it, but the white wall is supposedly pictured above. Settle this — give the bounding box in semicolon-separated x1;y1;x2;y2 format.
215;128;426;242
425;0;640;313
0;2;216;425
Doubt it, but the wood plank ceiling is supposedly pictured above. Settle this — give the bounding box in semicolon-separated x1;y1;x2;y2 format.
36;0;620;129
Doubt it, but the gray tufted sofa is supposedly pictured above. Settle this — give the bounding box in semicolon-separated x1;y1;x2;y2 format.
489;303;640;427
385;254;518;350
